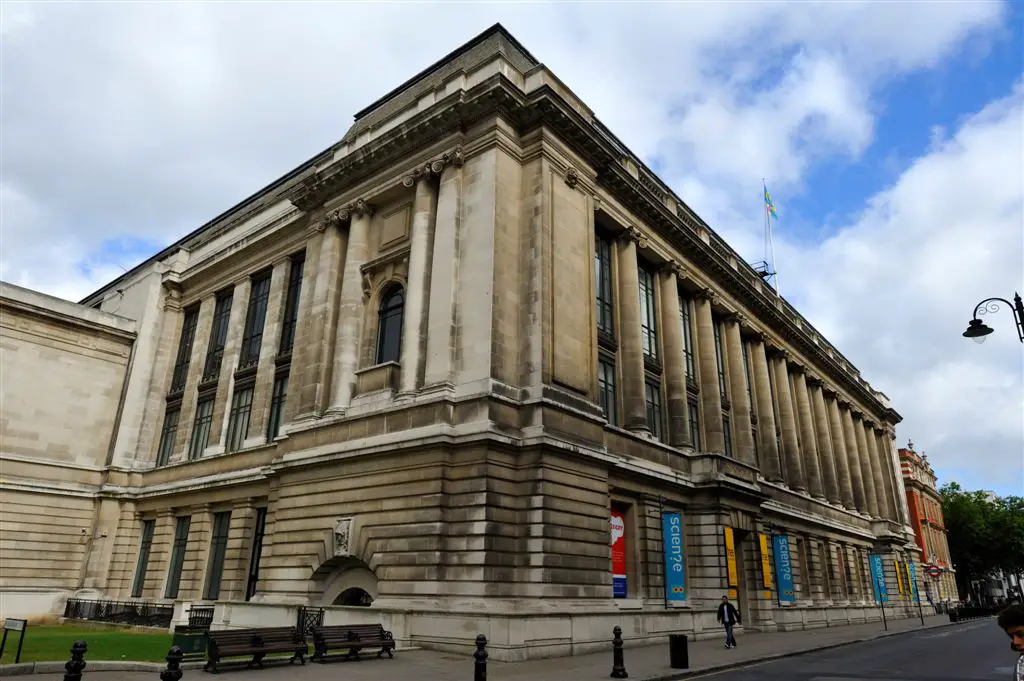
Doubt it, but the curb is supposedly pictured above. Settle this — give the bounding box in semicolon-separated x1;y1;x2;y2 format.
644;618;988;681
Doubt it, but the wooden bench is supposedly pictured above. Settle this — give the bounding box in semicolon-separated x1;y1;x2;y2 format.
310;623;395;662
204;627;307;673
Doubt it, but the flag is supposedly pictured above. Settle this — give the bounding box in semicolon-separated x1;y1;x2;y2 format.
763;182;779;220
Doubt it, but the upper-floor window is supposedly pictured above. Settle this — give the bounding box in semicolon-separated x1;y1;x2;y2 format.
598;359;618;427
595;236;615;336
376;285;404;364
203;291;234;382
645;379;663;441
742;342;755;413
679;295;695;383
688;399;701;451
638;265;658;359
713;321;727;400
278;253;305;356
238;272;272;369
155;407;180;467
170;307;200;393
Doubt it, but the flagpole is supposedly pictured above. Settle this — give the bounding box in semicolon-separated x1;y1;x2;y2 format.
767;202;779;297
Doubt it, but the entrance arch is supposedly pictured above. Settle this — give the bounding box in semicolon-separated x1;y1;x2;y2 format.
316;559;379;607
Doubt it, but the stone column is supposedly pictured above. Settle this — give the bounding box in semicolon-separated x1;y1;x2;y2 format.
827;394;857;509
869;426;897;522
751;338;783;481
424;159;463;388
400;170;440;393
793;369;824;499
172;296;215;457
852;414;881;519
694;288;724;452
841;405;870;516
211;279;250;454
658;264;691;447
724;316;756;464
616;231;649;434
809;381;841;505
772;351;805;491
862;420;890;521
293;217;346;420
247;259;289;441
328;199;373;413
882;429;912;526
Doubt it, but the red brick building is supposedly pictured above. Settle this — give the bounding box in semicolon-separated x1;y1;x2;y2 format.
899;440;956;603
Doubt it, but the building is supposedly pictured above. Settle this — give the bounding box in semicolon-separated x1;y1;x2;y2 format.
899;440;956;604
0;25;921;659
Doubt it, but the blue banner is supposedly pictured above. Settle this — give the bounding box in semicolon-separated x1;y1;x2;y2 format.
662;512;687;604
869;554;889;603
771;534;795;604
908;561;919;601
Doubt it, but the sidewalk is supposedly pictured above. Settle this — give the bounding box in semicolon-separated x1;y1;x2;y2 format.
20;614;955;681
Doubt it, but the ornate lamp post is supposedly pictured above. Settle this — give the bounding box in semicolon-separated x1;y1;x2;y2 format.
962;292;1024;344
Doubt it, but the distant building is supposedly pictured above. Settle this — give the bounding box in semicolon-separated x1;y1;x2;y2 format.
1;24;919;659
899;440;956;603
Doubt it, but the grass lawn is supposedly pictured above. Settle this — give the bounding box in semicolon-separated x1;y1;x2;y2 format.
0;624;172;664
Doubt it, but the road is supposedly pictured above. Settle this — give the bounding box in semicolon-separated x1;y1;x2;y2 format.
692;619;1014;680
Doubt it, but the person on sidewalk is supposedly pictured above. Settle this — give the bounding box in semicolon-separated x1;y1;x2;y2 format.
997;605;1024;681
717;595;741;649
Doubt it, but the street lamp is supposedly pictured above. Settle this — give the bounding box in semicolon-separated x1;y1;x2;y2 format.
962;292;1024;344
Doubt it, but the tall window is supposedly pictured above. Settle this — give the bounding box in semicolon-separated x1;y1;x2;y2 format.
278;253;305;356
131;519;156;598
638;265;658;359
266;374;289;441
165;516;191;599
155;407;180;466
713;322;727;400
170;307;200;393
679;295;695;384
598;360;618;427
238;272;272;369
722;413;734;457
376;285;404;364
204;511;232;600
688;401;701;451
203;292;234;381
189;396;215;460
595;236;615;336
645;380;663;441
742;342;755;412
246;508;267;601
225;386;254;452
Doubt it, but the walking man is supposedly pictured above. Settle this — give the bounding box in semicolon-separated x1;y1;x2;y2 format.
997;605;1024;681
717;595;741;649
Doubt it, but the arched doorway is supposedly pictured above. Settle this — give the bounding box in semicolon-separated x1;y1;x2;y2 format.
335;587;373;607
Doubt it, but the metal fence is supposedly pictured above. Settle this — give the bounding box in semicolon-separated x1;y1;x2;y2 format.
296;606;324;636
64;598;174;628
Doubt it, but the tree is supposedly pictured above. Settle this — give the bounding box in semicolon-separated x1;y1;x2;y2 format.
940;483;1024;602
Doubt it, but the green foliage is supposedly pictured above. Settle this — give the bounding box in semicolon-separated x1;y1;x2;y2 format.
940;482;1024;598
0;624;171;664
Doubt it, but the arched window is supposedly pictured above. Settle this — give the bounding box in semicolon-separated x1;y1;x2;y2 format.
376;285;404;364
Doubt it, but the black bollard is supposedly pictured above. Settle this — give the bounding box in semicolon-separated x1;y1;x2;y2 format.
610;626;628;679
63;640;87;681
473;634;488;681
160;645;184;681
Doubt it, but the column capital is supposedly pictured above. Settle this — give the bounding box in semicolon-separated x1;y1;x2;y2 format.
766;345;790;361
806;374;824;388
821;384;838;398
694;286;719;305
402;146;465;187
723;311;748;327
851;409;865;420
161;280;183;312
659;259;686;279
837;397;852;410
617;225;649;250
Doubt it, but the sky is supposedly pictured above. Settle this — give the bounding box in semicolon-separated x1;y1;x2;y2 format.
2;1;1022;496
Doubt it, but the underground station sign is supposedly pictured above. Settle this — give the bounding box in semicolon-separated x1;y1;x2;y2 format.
925;564;942;578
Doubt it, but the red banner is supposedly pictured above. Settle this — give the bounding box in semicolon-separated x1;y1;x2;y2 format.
610;509;626;597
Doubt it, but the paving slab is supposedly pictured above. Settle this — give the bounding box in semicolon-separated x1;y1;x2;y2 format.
17;614;960;681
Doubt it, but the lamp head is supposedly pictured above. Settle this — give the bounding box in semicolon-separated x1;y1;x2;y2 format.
962;319;993;344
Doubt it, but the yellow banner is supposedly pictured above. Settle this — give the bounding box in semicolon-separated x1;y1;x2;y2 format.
724;527;738;588
759;533;772;589
895;560;904;597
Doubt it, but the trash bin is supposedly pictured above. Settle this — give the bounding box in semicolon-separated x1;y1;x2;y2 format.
669;634;688;669
171;626;209;658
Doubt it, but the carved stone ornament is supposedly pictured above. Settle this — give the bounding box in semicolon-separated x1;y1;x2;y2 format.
361;272;373;300
695;286;719;305
565;166;580;189
333;517;353;557
619;225;649;250
402;146;465;187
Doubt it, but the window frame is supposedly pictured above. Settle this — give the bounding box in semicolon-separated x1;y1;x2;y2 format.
277;253;305;357
595;234;615;338
202;291;234;382
203;511;232;601
644;379;664;441
170;307;200;394
188;395;216;460
225;385;255;453
155;406;181;466
375;284;405;365
266;371;289;441
130;519;156;598
164;516;191;599
245;508;268;602
638;264;658;360
238;271;272;370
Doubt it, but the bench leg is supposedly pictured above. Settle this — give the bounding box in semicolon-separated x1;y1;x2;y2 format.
252;652;266;669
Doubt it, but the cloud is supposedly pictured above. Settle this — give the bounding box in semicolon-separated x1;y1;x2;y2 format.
1;1;1019;491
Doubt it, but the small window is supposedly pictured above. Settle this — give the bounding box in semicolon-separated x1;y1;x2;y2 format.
155;407;180;466
598;359;618;426
131;519;156;598
376;285;404;364
165;516;191;599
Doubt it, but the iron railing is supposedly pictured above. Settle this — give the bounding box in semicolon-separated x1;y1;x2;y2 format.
296;606;324;636
187;605;215;629
64;598;174;628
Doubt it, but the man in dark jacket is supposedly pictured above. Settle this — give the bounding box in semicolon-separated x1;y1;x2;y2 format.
997;605;1024;681
717;595;741;648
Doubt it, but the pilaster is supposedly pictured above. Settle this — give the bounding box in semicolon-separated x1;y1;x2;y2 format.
329;200;374;413
423;161;463;388
694;288;724;452
400;171;440;393
826;394;857;510
750;338;783;481
209;279;251;455
658;264;691;447
724;316;756;464
852;413;881;519
771;351;804;491
809;381;842;506
247;259;289;443
840;404;869;514
615;231;649;434
792;369;825;499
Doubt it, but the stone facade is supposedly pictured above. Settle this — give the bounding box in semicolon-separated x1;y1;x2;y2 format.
0;24;921;659
899;440;957;603
0;282;136;618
